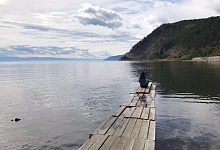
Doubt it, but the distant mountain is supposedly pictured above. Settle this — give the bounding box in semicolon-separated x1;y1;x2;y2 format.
121;16;220;60
104;53;128;61
0;57;102;62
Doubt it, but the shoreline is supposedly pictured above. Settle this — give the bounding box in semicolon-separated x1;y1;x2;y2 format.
191;56;220;62
120;56;220;62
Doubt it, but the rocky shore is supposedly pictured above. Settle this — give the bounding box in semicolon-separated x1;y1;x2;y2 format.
192;56;220;62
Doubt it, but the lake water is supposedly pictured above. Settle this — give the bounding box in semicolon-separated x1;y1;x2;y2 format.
0;61;219;150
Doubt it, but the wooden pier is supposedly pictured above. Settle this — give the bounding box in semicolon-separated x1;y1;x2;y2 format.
78;82;156;150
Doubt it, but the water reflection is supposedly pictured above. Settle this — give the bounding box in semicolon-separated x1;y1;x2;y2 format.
129;61;220;98
0;61;220;150
129;61;220;150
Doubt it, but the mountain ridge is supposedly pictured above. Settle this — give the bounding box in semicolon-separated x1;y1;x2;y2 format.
121;16;220;60
104;53;128;61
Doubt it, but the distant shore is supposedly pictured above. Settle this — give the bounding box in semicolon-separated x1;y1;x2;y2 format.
119;56;220;62
191;56;220;62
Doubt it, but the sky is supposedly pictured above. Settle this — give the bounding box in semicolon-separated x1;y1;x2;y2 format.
0;0;220;59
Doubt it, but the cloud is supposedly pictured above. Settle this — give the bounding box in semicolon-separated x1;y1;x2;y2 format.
144;0;220;25
1;0;220;58
0;45;111;59
74;3;123;29
0;18;139;43
0;0;10;5
0;19;102;38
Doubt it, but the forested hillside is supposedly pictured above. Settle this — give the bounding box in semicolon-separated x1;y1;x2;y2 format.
122;16;220;60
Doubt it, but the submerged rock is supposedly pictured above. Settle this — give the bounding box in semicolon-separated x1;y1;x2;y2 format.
11;118;21;122
15;118;21;122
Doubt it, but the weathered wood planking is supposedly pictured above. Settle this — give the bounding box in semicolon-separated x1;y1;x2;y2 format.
79;84;156;150
92;116;111;135
138;120;150;140
131;107;144;118
132;139;145;150
130;119;142;139
89;134;109;150
144;140;155;150
122;118;136;138
136;87;146;93
112;106;126;117
136;99;147;107
142;94;148;100
124;107;136;118
148;121;155;140
93;116;117;135
120;107;131;117
129;97;139;107
149;108;155;121
145;82;152;93
149;90;156;98
113;118;129;137
147;100;155;108
78;134;100;150
151;84;157;90
141;107;150;120
99;135;117;150
149;84;157;98
106;117;124;136
99;117;117;135
110;136;135;150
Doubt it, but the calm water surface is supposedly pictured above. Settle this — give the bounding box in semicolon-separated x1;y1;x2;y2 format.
0;61;219;150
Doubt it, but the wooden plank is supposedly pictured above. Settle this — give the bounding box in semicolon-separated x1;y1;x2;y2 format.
142;94;148;100
149;90;156;98
125;107;136;118
89;134;109;150
136;99;147;107
144;82;152;94
141;108;150;120
151;84;157;90
129;97;139;107
109;136;120;150
147;100;155;108
120;107;131;117
136;87;145;93
131;107;144;118
140;88;146;93
113;118;129;137
132;139;145;150
122;118;137;138
112;106;126;117
138;120;150;140
110;137;135;150
148;121;155;140
149;108;155;121
144;140;155;150
145;82;152;94
99;116;117;134
106;117;124;135
97;116;117;135
78;134;100;150
133;93;139;97
99;135;117;150
131;119;142;139
92;116;111;135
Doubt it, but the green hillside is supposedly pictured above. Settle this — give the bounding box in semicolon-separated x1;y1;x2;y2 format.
122;16;220;60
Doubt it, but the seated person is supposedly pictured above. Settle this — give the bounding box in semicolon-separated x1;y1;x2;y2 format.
139;66;149;88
